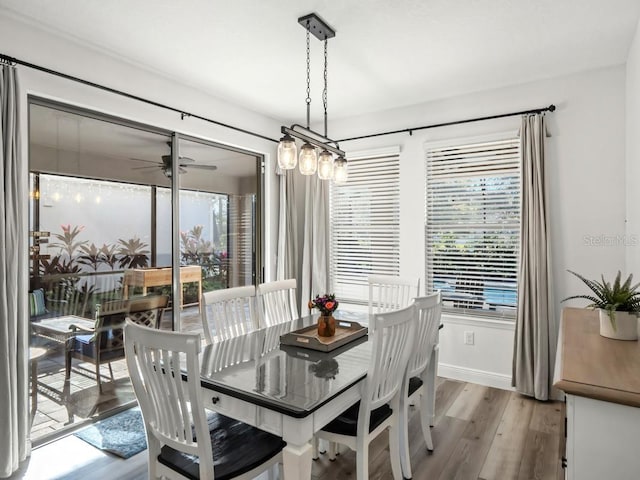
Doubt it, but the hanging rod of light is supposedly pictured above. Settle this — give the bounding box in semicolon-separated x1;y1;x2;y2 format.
277;13;348;184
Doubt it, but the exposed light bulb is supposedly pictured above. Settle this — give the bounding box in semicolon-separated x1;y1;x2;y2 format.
299;142;318;175
277;133;298;169
333;156;348;184
317;149;334;180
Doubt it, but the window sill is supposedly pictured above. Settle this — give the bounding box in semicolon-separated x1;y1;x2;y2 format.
442;313;515;330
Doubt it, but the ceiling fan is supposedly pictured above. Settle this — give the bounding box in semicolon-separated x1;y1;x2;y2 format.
131;153;217;177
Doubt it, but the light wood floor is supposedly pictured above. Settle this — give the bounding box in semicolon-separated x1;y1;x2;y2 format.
14;378;563;480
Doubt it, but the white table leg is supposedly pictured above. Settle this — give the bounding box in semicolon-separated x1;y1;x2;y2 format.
282;442;313;480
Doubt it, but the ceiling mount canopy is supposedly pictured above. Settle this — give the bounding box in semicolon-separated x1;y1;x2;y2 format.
277;12;347;184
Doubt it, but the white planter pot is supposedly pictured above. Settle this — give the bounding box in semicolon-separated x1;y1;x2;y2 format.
598;309;639;340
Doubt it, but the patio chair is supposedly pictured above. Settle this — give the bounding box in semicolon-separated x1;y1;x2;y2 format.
201;285;258;344
127;294;169;329
64;295;168;394
124;321;285;480
64;301;126;396
256;279;299;327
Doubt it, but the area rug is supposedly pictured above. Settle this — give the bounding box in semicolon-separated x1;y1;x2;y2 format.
74;407;147;459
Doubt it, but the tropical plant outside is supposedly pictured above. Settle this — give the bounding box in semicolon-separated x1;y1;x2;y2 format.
32;224;151;316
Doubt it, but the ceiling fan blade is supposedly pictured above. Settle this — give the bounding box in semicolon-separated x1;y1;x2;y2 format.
129;156;160;164
161;155;195;165
131;165;161;170
187;164;218;171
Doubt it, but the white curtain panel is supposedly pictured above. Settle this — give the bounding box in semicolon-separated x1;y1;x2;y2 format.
276;168;298;282
0;64;29;477
300;175;331;316
512;113;553;401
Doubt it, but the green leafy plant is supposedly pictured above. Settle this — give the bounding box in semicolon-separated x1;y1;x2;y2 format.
180;225;228;289
563;270;640;330
117;237;150;269
49;224;87;259
78;243;102;271
99;243;119;270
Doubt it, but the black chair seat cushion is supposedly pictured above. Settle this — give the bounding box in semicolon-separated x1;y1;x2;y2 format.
71;335;123;362
321;401;392;436
158;412;285;480
408;376;423;397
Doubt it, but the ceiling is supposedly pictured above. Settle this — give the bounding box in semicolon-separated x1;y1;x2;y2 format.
2;0;639;125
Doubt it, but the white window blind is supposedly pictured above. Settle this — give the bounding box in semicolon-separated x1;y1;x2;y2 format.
425;136;520;317
330;153;400;303
228;194;255;287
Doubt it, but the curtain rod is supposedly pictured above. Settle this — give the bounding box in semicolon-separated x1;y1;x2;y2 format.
1;52;556;147
0;52;279;144
337;104;556;143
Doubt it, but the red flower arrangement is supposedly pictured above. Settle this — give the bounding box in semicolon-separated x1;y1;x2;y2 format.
308;293;339;316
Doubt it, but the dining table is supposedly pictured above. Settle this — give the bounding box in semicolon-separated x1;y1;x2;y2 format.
195;309;440;479
197;310;371;479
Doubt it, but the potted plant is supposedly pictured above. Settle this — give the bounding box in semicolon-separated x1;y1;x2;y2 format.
564;270;640;340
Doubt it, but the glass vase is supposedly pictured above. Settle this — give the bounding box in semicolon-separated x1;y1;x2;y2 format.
317;314;336;337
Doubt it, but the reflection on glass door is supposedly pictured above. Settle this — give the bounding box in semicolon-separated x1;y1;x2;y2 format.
28;101;172;443
27;100;262;446
176;137;259;333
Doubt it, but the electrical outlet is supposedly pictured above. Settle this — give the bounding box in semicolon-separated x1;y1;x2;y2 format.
464;331;474;345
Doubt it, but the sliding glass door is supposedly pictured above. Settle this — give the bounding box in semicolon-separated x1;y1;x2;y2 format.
27;98;262;443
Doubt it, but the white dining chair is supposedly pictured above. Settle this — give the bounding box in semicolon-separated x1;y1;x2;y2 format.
124;321;285;480
315;304;417;480
368;275;420;328
256;278;299;327
201;285;258;344
399;292;442;478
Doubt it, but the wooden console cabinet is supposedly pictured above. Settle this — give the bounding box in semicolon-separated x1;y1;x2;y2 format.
553;308;640;480
123;266;202;313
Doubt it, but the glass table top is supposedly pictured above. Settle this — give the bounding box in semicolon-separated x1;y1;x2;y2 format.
199;310;371;417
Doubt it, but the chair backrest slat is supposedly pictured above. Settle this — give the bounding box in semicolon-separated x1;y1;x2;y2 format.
368;275;420;317
202;285;257;344
408;292;442;378
366;304;417;410
256;279;298;327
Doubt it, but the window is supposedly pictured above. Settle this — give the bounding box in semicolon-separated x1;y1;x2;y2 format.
425;135;520;317
330;149;400;303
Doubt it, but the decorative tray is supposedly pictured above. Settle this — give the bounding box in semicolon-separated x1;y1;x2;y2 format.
280;333;368;362
280;319;368;352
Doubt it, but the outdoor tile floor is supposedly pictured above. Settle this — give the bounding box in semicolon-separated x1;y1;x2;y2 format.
30;306;205;444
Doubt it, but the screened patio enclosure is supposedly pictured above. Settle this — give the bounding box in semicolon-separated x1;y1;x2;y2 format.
28;99;262;442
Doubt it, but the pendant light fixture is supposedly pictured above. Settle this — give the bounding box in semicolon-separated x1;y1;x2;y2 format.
277;13;348;184
277;133;297;169
317;149;334;179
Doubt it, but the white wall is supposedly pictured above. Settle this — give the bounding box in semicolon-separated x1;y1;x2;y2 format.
626;18;640;274
330;66;627;389
0;13;282;279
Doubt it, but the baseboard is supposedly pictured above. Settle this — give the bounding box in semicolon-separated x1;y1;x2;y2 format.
438;363;514;391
